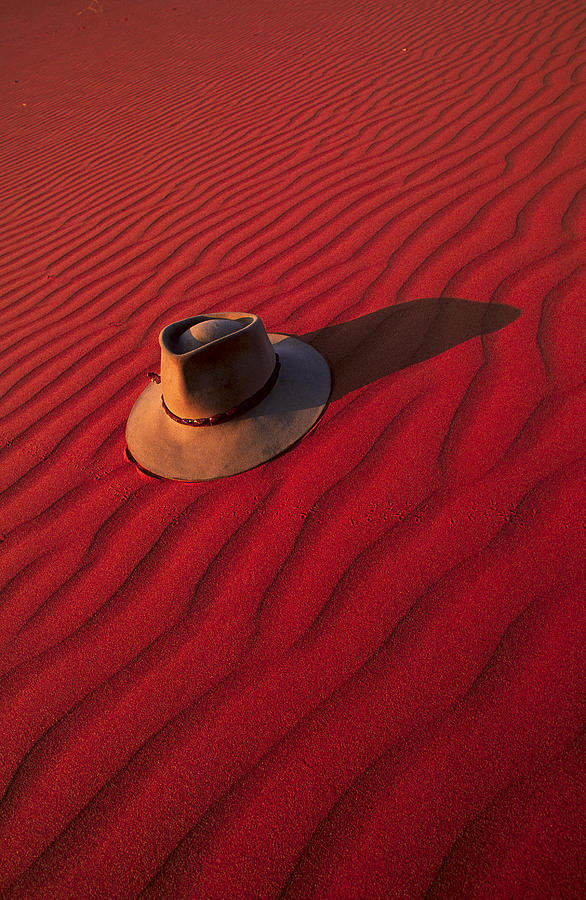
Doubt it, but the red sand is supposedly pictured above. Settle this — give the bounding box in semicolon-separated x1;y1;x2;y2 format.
0;0;584;896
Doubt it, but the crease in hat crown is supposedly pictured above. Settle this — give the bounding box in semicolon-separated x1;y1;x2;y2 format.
159;312;276;420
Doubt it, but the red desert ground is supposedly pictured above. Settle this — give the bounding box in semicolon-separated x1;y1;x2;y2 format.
0;0;584;896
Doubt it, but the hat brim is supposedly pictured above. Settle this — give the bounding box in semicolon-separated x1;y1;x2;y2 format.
125;333;331;481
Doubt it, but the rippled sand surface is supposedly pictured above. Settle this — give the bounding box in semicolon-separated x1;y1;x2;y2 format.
0;0;584;896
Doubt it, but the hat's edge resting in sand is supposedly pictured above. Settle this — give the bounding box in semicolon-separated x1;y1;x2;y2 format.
126;334;331;482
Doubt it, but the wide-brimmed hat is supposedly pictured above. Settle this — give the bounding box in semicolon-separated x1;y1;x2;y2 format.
126;312;331;481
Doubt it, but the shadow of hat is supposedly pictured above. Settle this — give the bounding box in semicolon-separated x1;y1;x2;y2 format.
300;297;520;402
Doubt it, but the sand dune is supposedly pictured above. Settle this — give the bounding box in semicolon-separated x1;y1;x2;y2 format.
0;0;584;896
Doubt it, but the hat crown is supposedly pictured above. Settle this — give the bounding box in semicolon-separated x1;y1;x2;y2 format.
159;313;276;419
175;318;242;354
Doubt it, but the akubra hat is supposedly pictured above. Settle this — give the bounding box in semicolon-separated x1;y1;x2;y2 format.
126;312;331;481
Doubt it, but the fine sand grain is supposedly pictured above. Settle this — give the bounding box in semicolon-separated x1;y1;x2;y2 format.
0;0;584;897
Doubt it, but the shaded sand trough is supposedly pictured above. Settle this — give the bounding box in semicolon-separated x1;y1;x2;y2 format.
0;0;584;896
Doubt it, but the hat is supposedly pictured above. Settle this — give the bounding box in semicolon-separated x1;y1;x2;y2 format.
125;312;331;481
